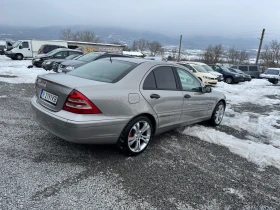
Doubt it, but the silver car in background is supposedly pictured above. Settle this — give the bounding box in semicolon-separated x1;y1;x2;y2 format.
31;58;226;155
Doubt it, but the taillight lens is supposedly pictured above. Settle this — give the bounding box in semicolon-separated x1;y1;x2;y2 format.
62;90;101;114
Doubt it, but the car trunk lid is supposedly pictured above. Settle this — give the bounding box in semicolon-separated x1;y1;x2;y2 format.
35;73;107;112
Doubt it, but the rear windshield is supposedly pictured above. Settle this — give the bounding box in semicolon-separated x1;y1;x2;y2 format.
77;52;103;62
67;59;136;83
264;69;280;75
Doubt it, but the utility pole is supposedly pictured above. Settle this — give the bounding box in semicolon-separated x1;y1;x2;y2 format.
178;35;182;62
256;28;265;65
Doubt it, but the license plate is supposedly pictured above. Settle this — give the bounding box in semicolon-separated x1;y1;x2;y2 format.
40;90;58;105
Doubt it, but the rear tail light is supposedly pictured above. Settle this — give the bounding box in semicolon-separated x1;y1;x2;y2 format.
62;90;101;114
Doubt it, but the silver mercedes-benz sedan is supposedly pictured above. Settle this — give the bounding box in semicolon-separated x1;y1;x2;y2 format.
31;57;226;155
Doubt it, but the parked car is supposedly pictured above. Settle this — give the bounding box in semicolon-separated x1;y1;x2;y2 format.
260;68;280;84
177;62;218;86
58;52;132;73
229;65;260;78
209;65;245;84
0;41;6;55
228;68;251;81
186;61;223;81
42;53;83;71
32;48;82;68
38;44;66;55
5;39;68;60
31;58;226;155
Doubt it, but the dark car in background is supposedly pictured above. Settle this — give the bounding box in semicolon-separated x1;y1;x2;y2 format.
42;53;83;71
32;48;82;68
0;44;6;55
58;52;132;73
229;65;260;78
229;68;251;81
38;44;66;54
209;65;245;84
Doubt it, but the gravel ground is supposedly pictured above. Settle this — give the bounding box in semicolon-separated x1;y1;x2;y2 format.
0;81;279;210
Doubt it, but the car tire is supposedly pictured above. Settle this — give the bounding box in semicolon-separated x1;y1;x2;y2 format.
16;54;23;60
209;101;225;126
117;116;153;156
225;77;233;84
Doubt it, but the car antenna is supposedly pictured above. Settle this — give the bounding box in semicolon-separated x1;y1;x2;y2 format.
110;56;112;63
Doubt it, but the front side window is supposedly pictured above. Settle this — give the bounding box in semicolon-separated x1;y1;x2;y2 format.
22;42;29;48
239;66;248;71
153;66;177;90
176;68;201;91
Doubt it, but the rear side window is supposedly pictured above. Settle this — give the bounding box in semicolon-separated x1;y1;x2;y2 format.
153;66;177;90
68;59;136;83
231;66;237;69
239;66;248;71
249;66;258;71
143;72;156;89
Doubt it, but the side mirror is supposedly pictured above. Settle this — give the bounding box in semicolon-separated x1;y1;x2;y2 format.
19;45;22;49
202;86;212;93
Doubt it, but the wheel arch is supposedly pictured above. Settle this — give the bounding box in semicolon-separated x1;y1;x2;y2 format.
127;113;157;135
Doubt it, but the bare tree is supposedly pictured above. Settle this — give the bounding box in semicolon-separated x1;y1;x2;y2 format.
60;28;72;40
148;41;163;56
60;29;101;42
239;49;249;64
138;39;147;52
227;47;239;64
131;41;138;51
203;44;223;64
260;40;280;68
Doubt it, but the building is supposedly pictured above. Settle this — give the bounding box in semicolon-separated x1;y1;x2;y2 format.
67;41;125;54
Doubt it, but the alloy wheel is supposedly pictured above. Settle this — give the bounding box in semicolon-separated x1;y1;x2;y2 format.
128;121;151;153
214;104;225;124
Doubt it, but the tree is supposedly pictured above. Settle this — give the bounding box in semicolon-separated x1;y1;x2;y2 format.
60;29;101;42
227;47;239;64
203;44;223;64
138;39;148;52
131;41;138;51
148;41;163;56
239;49;249;64
60;28;72;40
260;40;280;67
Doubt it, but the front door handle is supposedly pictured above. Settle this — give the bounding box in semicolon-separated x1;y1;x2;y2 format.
184;94;191;99
150;94;160;99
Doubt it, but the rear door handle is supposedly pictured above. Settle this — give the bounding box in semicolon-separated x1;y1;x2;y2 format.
150;94;160;99
184;94;191;99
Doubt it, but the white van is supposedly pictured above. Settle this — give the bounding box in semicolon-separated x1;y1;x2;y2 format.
5;40;68;60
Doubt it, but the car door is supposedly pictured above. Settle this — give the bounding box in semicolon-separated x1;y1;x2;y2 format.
175;68;211;124
20;41;32;58
140;66;184;130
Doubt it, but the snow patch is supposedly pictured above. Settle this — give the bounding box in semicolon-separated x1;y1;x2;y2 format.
0;95;7;98
183;126;280;170
0;55;49;83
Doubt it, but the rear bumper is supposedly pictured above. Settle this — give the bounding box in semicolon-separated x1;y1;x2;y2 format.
31;96;128;144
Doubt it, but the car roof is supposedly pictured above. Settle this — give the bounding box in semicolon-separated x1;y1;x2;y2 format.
107;57;170;65
55;48;82;52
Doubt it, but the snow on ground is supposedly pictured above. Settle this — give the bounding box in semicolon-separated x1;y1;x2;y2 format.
0;55;48;83
184;80;280;170
1;56;280;170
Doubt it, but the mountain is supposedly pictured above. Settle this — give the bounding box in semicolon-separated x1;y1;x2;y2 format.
0;25;269;50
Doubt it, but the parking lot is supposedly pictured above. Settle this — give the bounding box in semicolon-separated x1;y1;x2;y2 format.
0;56;280;209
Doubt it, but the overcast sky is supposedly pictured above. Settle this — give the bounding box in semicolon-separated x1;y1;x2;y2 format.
1;0;280;38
